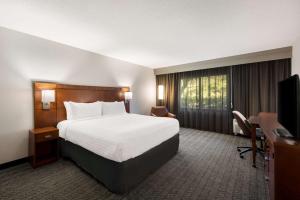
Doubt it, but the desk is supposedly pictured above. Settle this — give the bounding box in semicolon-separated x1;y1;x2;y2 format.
248;115;260;167
258;112;300;200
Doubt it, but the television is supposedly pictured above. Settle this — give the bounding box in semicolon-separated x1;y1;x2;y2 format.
277;74;300;139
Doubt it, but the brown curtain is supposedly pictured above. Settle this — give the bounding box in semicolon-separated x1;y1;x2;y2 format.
156;58;291;134
156;73;178;114
232;58;291;118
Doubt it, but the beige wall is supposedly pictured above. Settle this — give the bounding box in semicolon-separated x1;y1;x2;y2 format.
0;27;156;164
155;47;292;75
292;37;300;75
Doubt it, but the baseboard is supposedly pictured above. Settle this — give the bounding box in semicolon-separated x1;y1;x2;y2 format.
0;157;29;170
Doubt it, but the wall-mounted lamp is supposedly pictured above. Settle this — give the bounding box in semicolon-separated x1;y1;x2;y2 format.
41;90;55;110
124;91;133;103
158;85;164;100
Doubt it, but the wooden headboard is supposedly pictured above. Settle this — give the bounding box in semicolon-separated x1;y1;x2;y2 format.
33;82;129;128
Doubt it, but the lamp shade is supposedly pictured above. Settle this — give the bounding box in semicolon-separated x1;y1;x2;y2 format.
158;85;164;100
125;92;133;100
41;90;55;102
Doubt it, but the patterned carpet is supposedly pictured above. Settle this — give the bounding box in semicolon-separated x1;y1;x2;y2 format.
0;128;269;200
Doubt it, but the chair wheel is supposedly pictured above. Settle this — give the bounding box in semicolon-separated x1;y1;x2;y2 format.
237;148;241;152
240;155;244;159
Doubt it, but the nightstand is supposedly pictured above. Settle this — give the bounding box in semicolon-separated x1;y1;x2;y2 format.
29;127;59;168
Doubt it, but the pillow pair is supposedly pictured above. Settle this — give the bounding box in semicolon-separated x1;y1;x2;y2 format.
64;101;126;120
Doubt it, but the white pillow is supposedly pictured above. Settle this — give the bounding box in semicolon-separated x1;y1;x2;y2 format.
102;101;126;115
64;101;72;120
64;101;102;120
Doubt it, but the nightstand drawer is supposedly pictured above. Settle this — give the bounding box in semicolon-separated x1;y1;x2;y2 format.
29;127;59;168
35;131;58;143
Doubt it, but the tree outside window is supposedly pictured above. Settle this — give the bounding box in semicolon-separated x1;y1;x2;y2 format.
180;74;228;110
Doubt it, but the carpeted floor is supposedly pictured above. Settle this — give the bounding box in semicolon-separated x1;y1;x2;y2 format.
0;128;269;200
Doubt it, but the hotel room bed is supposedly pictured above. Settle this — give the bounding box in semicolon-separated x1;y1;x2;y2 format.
58;113;179;194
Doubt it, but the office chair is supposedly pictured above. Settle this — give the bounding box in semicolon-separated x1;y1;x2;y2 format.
232;111;264;159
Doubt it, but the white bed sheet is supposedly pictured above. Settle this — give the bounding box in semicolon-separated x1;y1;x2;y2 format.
57;114;179;162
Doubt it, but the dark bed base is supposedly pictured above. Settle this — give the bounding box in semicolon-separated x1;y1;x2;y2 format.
59;133;179;194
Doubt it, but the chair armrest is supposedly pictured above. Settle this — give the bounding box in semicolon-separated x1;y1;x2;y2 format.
245;120;252;130
151;113;158;117
167;112;176;118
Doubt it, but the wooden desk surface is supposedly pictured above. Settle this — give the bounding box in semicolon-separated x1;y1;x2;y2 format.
258;112;300;146
258;112;300;200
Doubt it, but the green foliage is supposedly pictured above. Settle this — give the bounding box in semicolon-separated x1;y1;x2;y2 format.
180;74;228;110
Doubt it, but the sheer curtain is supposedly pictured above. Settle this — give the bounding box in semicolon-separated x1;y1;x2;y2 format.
177;67;232;133
156;67;232;134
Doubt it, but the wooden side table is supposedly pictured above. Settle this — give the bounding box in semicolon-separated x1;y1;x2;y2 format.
29;127;59;168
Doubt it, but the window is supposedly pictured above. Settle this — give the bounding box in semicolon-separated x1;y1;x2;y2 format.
180;74;228;110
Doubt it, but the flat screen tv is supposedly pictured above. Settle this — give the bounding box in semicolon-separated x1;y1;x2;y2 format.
278;74;300;139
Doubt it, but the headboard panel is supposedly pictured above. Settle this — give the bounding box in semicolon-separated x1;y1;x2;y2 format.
34;82;129;128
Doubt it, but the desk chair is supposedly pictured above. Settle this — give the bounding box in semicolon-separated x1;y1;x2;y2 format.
232;111;264;159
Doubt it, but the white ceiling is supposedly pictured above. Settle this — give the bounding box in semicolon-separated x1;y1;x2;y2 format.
0;0;299;68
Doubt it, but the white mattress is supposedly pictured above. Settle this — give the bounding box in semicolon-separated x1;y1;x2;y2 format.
57;113;179;162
